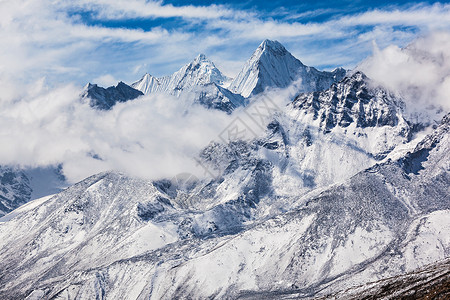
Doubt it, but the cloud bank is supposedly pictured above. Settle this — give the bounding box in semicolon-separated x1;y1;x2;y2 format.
0;82;233;183
358;31;450;122
0;75;297;183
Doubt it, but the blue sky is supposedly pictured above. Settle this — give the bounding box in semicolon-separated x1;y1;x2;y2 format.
1;0;450;87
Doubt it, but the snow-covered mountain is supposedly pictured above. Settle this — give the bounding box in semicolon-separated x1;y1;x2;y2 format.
131;54;245;113
82;81;144;110
0;39;448;299
129;40;345;113
196;71;413;201
0;167;31;217
0;109;447;299
83;40;346;114
228;39;346;97
0;166;68;217
132;54;230;95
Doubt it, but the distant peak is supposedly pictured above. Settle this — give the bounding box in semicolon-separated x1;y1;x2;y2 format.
196;53;207;60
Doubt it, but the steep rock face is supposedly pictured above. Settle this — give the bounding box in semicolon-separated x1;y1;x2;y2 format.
0;113;447;300
229;39;346;97
0;167;31;217
0;166;68;217
82;82;144;110
237;71;410;198
292;71;406;133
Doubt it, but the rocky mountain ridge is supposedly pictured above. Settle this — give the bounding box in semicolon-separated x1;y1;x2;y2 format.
83;40;345;112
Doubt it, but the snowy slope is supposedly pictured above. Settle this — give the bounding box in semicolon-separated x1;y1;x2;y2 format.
0;112;447;300
228;39;346;97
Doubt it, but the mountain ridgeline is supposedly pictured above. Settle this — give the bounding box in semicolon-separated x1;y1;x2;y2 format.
83;40;346;112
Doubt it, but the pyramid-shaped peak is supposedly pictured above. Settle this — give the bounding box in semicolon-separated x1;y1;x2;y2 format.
139;73;154;80
258;39;288;54
261;39;284;49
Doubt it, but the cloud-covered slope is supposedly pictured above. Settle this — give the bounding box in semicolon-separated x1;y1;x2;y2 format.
0;85;447;299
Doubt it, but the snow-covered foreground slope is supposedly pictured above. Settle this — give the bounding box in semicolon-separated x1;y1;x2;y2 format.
0;105;447;299
317;257;450;299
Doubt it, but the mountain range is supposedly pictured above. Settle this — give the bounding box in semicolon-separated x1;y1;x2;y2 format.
0;39;347;218
83;40;346;113
0;39;448;299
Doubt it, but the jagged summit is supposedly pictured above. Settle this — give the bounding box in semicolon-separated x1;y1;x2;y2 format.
129;54;246;113
82;81;143;110
292;71;408;137
131;54;230;95
229;39;345;97
193;53;208;63
257;39;289;56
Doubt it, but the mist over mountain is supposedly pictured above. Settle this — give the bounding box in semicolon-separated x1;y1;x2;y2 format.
0;34;449;299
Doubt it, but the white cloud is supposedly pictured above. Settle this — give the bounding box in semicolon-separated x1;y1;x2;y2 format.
0;80;237;182
2;0;450;85
0;0;190;84
358;31;450;122
68;0;246;20
0;76;297;183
